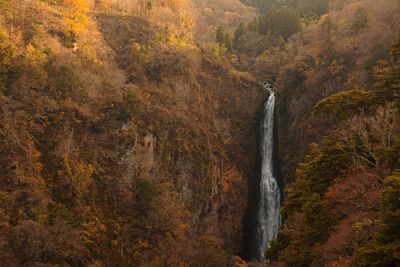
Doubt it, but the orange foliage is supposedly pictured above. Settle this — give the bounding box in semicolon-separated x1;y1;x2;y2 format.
312;213;379;266
325;172;382;215
62;0;89;38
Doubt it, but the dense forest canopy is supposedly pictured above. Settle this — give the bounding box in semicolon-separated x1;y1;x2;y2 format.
0;0;399;266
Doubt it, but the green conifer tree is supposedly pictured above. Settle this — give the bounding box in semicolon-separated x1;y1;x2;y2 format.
233;22;245;48
216;26;225;44
224;33;233;51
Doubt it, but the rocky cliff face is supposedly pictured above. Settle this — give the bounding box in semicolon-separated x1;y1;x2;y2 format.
94;13;266;250
0;3;265;264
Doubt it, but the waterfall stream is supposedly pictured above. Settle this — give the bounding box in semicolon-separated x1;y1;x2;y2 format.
255;83;281;261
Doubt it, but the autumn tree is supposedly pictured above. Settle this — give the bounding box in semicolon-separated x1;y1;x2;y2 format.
0;0;11;23
351;7;369;34
62;0;89;41
353;172;400;266
337;105;400;171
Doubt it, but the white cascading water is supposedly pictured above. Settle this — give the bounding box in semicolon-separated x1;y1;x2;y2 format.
256;83;281;261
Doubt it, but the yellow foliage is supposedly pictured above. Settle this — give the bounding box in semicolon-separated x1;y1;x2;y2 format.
78;42;100;64
200;42;227;59
25;44;47;65
131;41;142;53
232;256;247;267
0;208;9;228
83;217;107;257
167;33;198;52
63;156;94;206
62;0;89;38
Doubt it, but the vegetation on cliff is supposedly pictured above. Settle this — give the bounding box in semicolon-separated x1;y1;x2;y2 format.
1;0;400;266
266;36;400;267
0;0;262;265
213;0;400;265
265;19;400;267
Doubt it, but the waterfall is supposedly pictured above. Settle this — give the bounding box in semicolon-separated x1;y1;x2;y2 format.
255;83;281;261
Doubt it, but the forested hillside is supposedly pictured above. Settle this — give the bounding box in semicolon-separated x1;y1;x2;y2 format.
0;0;399;266
0;0;263;265
268;37;400;266
248;0;400;266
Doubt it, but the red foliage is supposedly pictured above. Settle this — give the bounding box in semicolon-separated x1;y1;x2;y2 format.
310;172;384;266
312;212;379;266
325;172;382;216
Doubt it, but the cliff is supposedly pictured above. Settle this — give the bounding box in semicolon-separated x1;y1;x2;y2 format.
0;1;264;265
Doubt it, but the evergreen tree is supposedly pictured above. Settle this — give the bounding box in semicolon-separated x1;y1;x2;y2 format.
251;0;283;13
374;36;400;107
216;26;225;44
247;18;259;32
297;0;329;17
224;33;233;51
353;172;400;266
234;22;245;48
259;8;301;39
0;30;16;93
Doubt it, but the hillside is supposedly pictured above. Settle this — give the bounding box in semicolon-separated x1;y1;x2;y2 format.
245;0;400;266
0;0;400;266
0;0;264;265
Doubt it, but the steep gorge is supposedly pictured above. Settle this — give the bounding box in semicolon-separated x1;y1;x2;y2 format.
0;1;267;265
1;0;400;266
